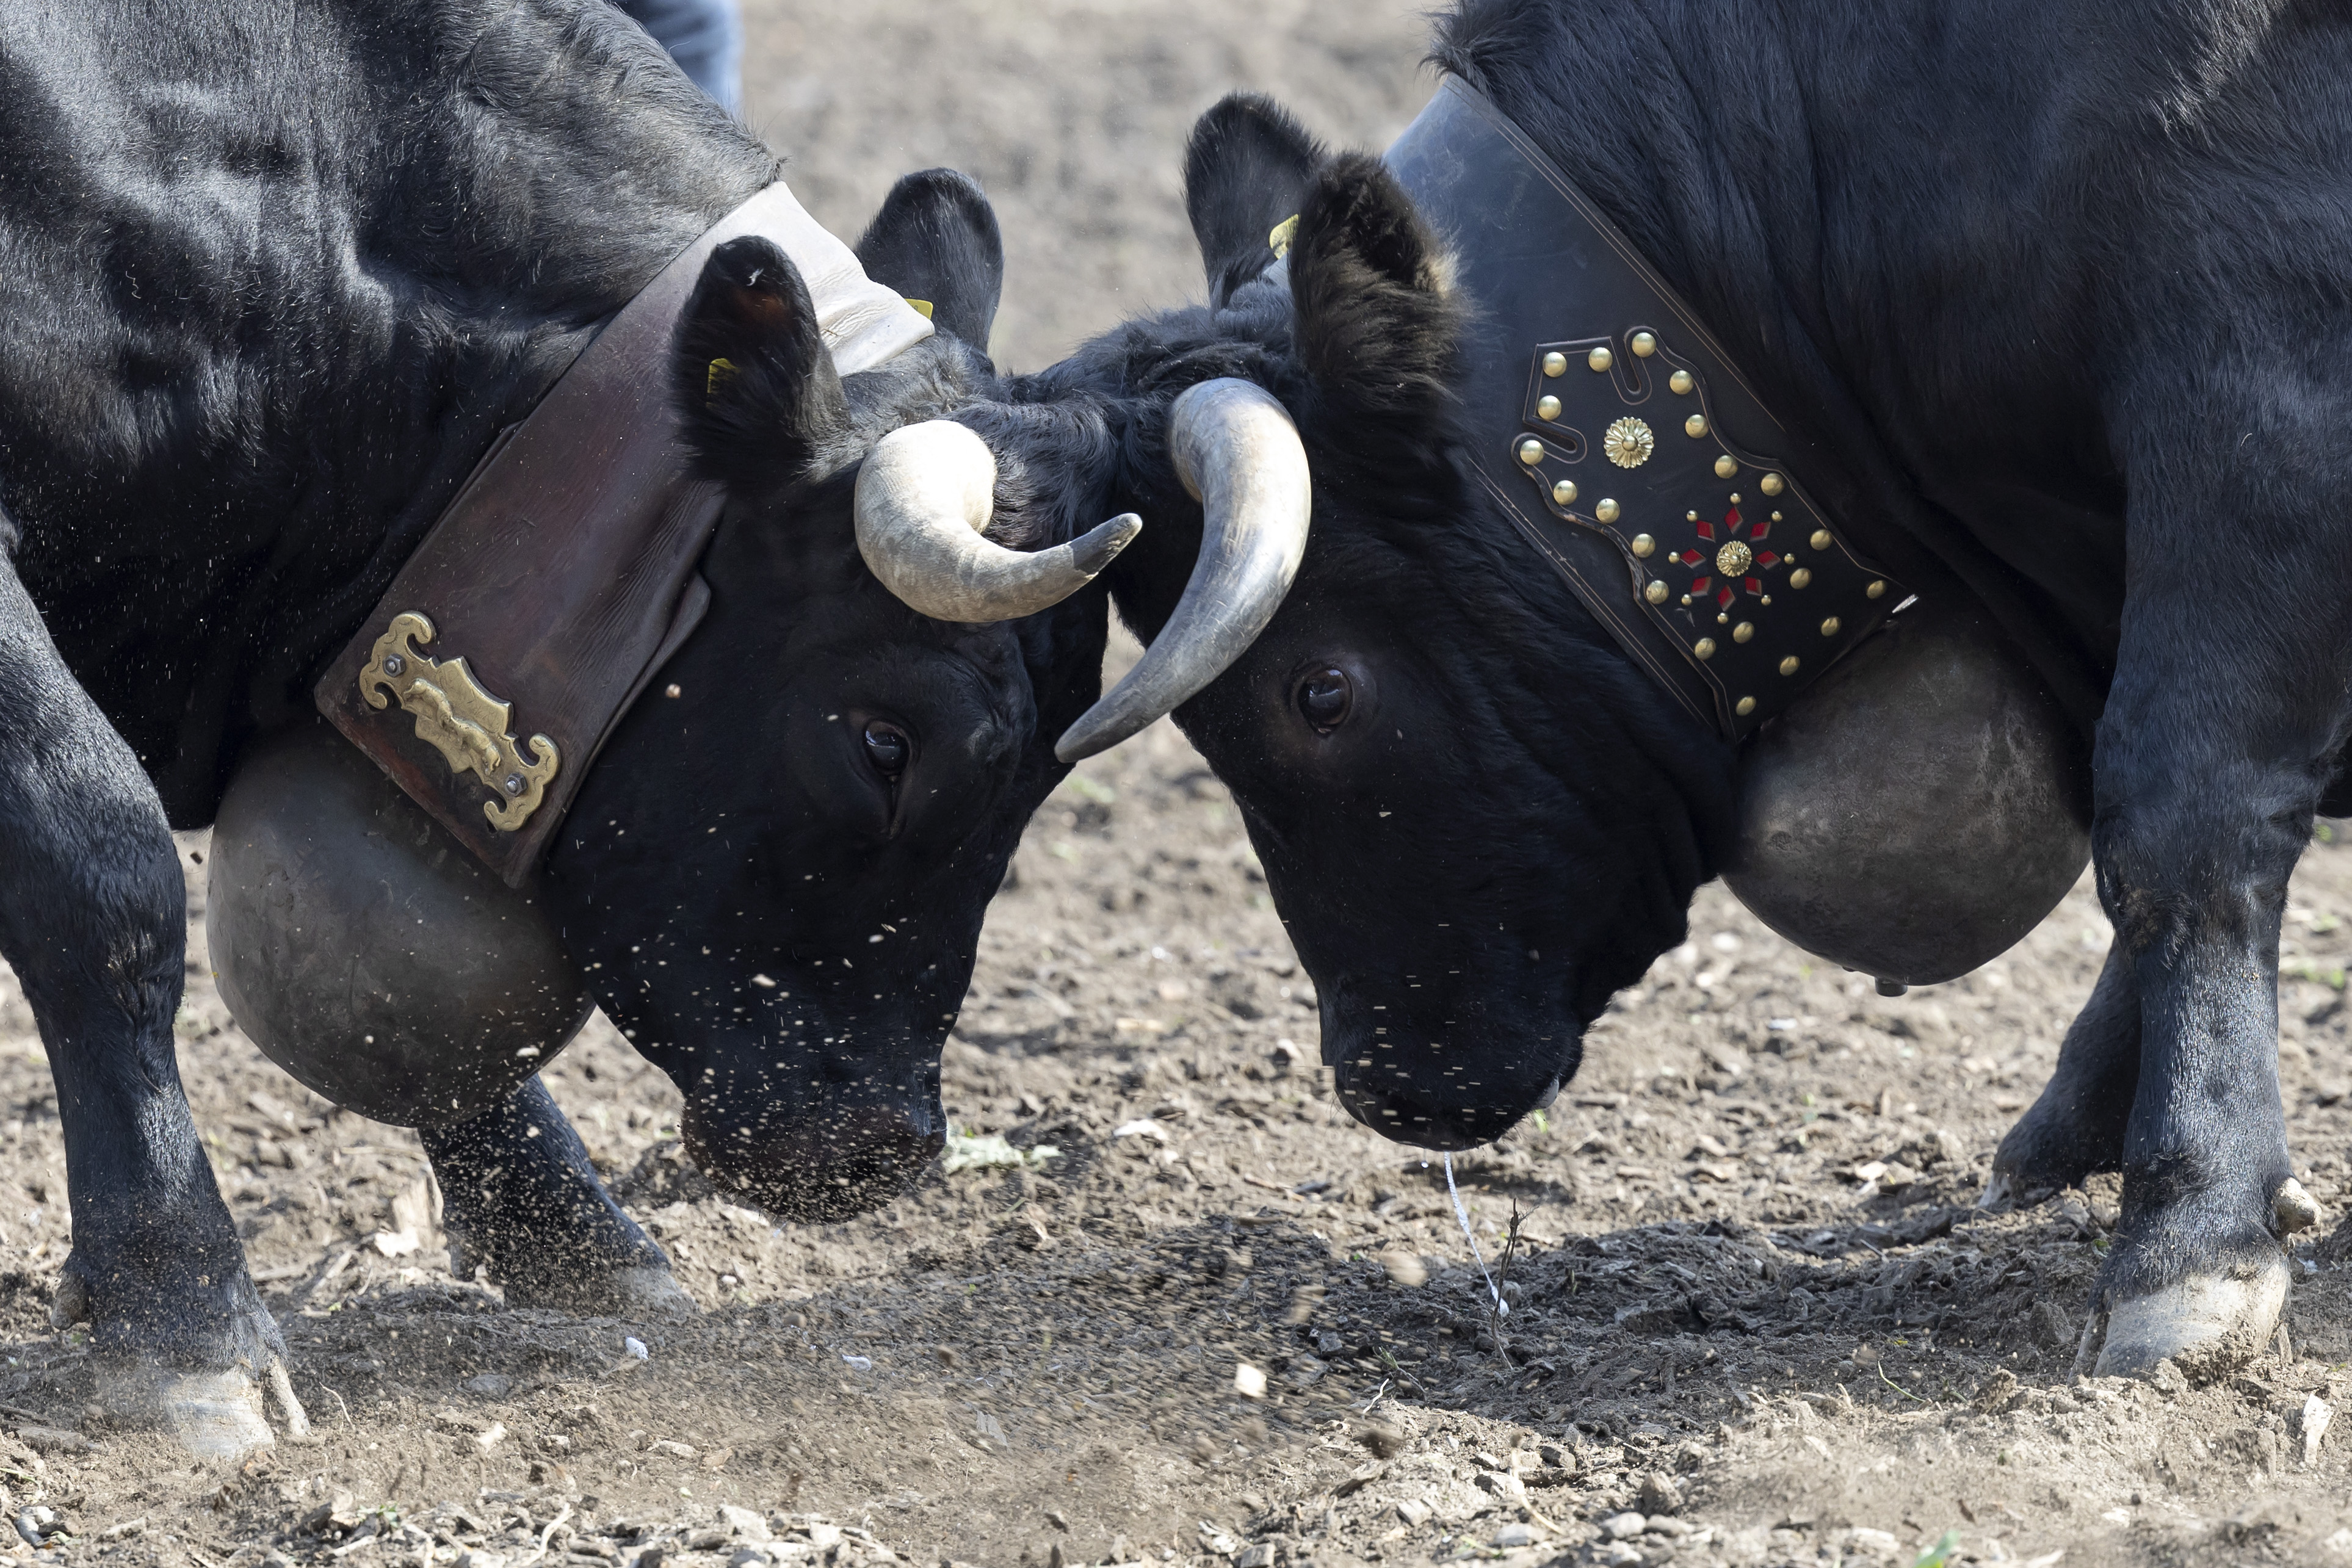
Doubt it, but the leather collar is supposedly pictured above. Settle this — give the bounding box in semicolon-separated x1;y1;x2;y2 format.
314;181;933;886
1385;80;1905;741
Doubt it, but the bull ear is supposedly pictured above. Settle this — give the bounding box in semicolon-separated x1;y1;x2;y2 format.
1288;153;1462;490
1184;93;1325;311
671;235;850;491
853;168;1004;351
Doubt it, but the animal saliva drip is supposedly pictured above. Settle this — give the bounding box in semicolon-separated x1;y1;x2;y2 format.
1444;1152;1507;1318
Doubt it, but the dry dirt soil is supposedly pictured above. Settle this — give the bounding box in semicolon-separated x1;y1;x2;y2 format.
2;4;2350;1568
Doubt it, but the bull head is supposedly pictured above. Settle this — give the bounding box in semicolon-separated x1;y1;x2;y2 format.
1042;95;2085;1153
536;171;1140;1220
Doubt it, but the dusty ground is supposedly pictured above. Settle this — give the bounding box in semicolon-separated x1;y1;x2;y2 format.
1;4;2348;1567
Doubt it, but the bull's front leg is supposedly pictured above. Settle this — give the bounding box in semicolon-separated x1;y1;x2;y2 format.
2077;430;2345;1378
420;1076;695;1315
1983;934;2139;1208
0;549;295;1457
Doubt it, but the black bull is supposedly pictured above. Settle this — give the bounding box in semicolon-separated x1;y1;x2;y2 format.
0;0;1130;1449
1044;0;2352;1381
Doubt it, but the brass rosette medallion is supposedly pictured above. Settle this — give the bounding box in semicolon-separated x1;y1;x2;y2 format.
1508;328;1906;736
359;612;560;831
1603;417;1654;468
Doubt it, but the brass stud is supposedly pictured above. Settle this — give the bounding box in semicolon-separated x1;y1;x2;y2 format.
1588;345;1614;372
1536;394;1562;421
1687;509;1700;522
1735;696;1757;717
1867;579;1887;599
1629;533;1655;558
1669;369;1695;396
1643;580;1669;605
1717;612;1729;624
1596;498;1621;524
1681;594;1693;606
1760;594;1773;606
1630;331;1657;358
1693;637;1717;660
1551;479;1579;507
1760;472;1785;496
1779;656;1800;677
1517;438;1546;467
1729;492;1742;505
1713;455;1737;479
1820;616;1842;637
1732;622;1755;644
1685;414;1709;438
1771;510;1784;522
1810;529;1833;551
1543;351;1569;378
1790;567;1813;589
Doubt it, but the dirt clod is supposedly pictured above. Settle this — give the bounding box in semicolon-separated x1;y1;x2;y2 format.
1637;1471;1683;1515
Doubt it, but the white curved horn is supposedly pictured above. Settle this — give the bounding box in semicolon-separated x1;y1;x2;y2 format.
853;420;1142;624
1055;378;1311;761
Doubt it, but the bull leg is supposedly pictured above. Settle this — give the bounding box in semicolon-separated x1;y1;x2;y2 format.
2074;417;2350;1380
1982;934;2140;1209
420;1076;695;1315
0;550;292;1458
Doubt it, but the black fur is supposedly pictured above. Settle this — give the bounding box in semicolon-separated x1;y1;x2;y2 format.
1059;0;2352;1346
0;0;1116;1401
855;168;1006;350
1287;155;1467;504
1185;95;1325;312
671;236;852;493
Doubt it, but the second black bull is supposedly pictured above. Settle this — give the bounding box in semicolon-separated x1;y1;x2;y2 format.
1030;0;2352;1382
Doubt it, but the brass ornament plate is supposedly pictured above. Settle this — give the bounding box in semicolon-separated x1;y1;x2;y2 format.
1506;327;1905;737
358;612;560;832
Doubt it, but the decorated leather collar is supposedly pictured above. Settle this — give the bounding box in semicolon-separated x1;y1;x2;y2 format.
314;181;933;886
1384;80;1905;741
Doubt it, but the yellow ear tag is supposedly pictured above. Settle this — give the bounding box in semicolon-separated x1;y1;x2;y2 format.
903;298;935;320
1268;215;1300;259
704;356;740;404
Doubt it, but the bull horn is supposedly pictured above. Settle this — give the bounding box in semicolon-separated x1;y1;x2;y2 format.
854;420;1142;624
1055;378;1311;762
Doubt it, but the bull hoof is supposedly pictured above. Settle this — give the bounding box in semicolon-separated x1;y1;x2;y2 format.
94;1362;276;1460
605;1266;700;1318
1977;1162;2066;1214
2086;1252;2290;1382
1977;1168;2029;1213
502;1265;698;1318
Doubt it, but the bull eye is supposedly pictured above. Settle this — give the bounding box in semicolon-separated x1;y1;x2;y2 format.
1295;668;1353;734
862;721;910;776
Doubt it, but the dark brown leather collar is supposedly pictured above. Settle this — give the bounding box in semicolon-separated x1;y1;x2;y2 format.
314;182;928;886
1386;80;1906;741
